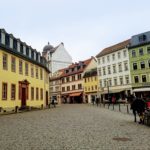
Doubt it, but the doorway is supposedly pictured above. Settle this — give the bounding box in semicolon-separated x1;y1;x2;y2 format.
21;88;26;107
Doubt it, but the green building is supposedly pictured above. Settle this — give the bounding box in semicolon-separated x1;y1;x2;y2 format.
129;31;150;97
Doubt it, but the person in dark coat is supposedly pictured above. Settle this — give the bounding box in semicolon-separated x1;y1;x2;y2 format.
131;97;146;124
51;99;56;107
96;97;99;106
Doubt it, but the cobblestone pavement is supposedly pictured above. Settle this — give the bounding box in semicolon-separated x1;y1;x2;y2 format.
0;104;149;150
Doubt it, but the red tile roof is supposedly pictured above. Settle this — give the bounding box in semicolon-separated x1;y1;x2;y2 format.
60;58;93;77
96;39;130;57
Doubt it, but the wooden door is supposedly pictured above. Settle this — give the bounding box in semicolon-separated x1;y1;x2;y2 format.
21;88;26;107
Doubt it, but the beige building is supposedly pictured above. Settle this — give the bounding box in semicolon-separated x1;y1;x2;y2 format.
60;57;95;103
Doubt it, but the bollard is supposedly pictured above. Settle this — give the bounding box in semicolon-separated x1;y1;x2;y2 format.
119;103;121;112
127;105;129;114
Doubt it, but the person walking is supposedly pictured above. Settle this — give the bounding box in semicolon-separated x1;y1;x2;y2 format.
96;97;99;106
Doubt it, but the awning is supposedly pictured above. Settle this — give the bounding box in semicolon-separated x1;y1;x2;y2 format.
133;88;150;92
101;89;125;94
69;92;81;97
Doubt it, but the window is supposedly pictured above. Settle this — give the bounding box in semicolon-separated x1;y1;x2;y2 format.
85;87;87;91
40;88;43;100
11;84;16;100
62;87;65;92
71;75;75;81
112;54;115;61
139;34;147;42
19;60;23;74
11;57;16;72
31;50;34;59
26;47;29;56
31;87;34;100
103;67;106;75
108;79;112;86
71;68;74;72
84;78;87;83
78;84;82;89
36;88;39;100
91;86;94;91
98;68;101;76
20;44;23;54
133;63;137;70
2;83;7;100
102;57;105;63
119;77;123;85
98;58;100;64
118;63;122;72
72;85;75;90
95;76;97;81
108;66;111;74
139;48;144;56
13;39;17;50
31;65;34;77
40;68;43;80
142;75;147;82
3;53;8;70
78;74;81;80
132;50;136;57
36;67;38;79
66;77;70;82
134;76;139;83
95;85;97;90
125;76;129;84
5;34;10;47
118;52;121;59
36;53;38;61
107;56;110;62
123;50;127;57
104;79;107;87
141;61;145;69
62;78;65;83
25;63;28;76
124;61;128;71
148;60;150;68
100;80;102;87
147;47;150;54
114;78;117;86
113;65;116;73
67;86;70;91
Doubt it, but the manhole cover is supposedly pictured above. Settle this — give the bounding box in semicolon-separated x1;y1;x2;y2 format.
113;137;131;142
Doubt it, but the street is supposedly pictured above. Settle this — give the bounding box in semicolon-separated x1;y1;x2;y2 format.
0;104;149;150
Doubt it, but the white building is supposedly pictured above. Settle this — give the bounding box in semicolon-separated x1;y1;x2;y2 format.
42;42;72;74
96;39;132;102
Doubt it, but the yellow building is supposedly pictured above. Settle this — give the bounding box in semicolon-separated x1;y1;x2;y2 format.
0;29;50;112
83;68;99;103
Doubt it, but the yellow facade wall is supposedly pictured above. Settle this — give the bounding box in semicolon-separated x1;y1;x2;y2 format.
0;49;49;109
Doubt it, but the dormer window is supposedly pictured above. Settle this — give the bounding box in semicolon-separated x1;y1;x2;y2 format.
20;43;23;54
26;47;29;56
72;68;74;72
31;50;34;59
77;66;81;70
139;34;147;42
13;39;17;50
36;53;38;61
5;34;10;47
65;70;69;73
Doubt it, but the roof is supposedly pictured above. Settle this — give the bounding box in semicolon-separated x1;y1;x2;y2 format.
60;58;93;77
83;68;97;78
96;39;130;58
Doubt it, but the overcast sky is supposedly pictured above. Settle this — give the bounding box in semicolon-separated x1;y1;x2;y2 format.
0;0;150;62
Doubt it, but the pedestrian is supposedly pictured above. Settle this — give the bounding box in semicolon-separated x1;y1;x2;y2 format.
131;97;146;124
96;97;99;106
52;98;56;108
92;96;95;105
112;96;116;104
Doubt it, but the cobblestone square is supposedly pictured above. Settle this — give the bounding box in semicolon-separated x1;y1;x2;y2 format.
0;104;149;150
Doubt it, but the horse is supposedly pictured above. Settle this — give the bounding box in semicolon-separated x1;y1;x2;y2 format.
130;98;146;124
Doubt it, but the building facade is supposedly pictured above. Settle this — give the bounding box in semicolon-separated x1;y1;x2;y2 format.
60;57;93;103
96;40;132;102
0;29;50;112
49;69;64;105
42;42;72;74
129;31;150;98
